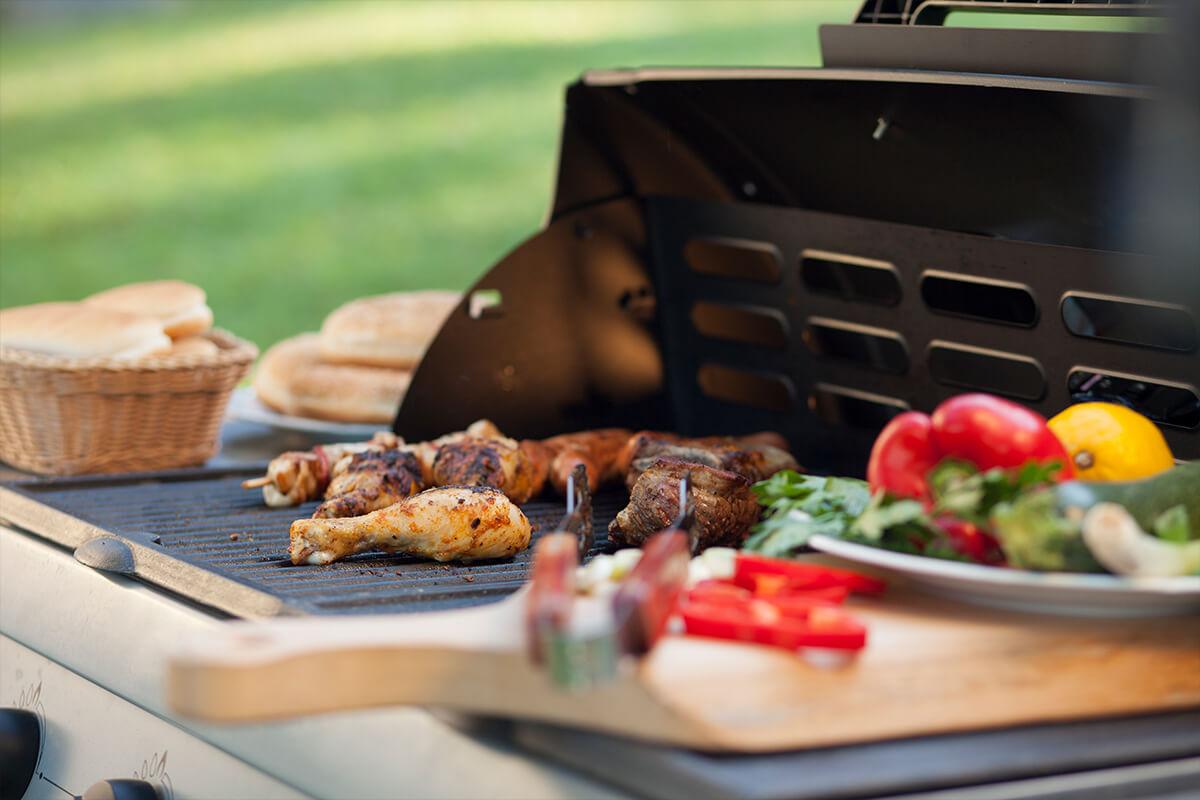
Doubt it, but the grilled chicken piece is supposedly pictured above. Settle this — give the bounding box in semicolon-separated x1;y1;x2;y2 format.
432;434;542;503
290;486;532;565
313;448;424;518
243;432;402;507
537;428;632;495
624;439;798;490
610;458;761;551
519;439;554;498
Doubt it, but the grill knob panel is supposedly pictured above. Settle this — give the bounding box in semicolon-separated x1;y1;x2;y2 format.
78;778;161;800
0;708;40;800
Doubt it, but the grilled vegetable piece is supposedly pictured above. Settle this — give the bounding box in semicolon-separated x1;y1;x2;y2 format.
312;448;424;518
1082;503;1200;578
289;485;531;565
610;458;760;551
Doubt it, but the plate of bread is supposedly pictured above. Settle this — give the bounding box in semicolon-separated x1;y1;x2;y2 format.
231;290;460;436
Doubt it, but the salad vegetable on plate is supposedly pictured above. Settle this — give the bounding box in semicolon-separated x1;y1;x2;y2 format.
745;393;1200;616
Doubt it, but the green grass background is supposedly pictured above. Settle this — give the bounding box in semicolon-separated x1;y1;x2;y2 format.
0;1;1140;350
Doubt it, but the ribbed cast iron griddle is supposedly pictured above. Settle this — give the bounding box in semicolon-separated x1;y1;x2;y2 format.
4;468;626;616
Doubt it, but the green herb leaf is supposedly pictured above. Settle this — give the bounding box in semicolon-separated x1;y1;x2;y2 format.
850;495;926;541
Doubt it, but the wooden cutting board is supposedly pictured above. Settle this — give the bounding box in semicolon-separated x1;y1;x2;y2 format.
166;581;1200;753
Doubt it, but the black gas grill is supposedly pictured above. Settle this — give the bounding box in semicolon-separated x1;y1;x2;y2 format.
2;0;1198;621
1;467;627;617
3;4;1199;799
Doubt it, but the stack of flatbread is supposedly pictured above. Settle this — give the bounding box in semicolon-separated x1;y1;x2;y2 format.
0;281;218;360
254;291;460;424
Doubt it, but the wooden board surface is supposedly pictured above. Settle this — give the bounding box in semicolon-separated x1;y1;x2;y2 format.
167;584;1200;753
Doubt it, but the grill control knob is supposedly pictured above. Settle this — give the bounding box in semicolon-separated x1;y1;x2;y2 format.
0;708;40;800
77;779;161;800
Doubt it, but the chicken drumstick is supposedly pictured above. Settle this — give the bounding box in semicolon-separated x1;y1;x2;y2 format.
290;485;532;565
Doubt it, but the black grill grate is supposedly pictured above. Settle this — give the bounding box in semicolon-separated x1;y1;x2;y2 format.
5;469;627;616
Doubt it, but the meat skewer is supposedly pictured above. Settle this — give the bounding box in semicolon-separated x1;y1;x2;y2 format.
244;420;514;513
289;485;532;565
312;448;424;518
431;433;544;503
614;430;790;477
533;428;633;496
623;437;798;490
610;458;760;551
242;431;402;507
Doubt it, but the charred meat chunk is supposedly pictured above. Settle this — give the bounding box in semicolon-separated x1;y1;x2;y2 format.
313;448;424;518
610;458;761;551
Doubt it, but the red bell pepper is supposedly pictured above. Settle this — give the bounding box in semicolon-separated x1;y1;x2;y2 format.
866;411;940;500
680;601;867;651
867;393;1072;500
932;517;1007;566
930;394;1072;475
677;555;879;652
734;553;886;596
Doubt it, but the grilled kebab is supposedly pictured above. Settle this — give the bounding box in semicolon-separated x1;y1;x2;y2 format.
611;431;798;551
290;485;532;565
245;419;544;514
534;428;632;495
313;447;424;518
609;458;761;550
242;431;402;507
623;434;798;490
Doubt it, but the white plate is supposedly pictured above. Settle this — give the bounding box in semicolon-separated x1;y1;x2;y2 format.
225;386;387;439
809;535;1200;617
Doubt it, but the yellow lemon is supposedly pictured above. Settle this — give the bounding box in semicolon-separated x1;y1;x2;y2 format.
1048;402;1175;482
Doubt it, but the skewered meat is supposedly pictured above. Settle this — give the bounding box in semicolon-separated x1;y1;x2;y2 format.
432;434;542;503
624;438;798;490
609;458;760;551
313;448;424;518
242;432;402;507
290;486;532;565
536;428;632;495
614;430;790;476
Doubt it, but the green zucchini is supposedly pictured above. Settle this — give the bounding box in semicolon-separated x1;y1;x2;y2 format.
990;461;1200;573
1055;460;1200;539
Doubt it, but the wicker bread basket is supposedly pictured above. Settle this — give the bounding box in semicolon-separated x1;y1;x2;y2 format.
0;329;257;475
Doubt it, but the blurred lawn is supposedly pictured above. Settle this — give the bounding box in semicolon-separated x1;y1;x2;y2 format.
0;0;857;349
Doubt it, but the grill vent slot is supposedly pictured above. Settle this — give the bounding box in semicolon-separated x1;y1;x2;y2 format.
1069;369;1200;430
691;302;787;349
921;271;1038;327
803;318;908;374
697;363;793;412
809;384;908;430
1062;293;1197;353
800;250;901;306
928;341;1046;400
684;238;781;283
